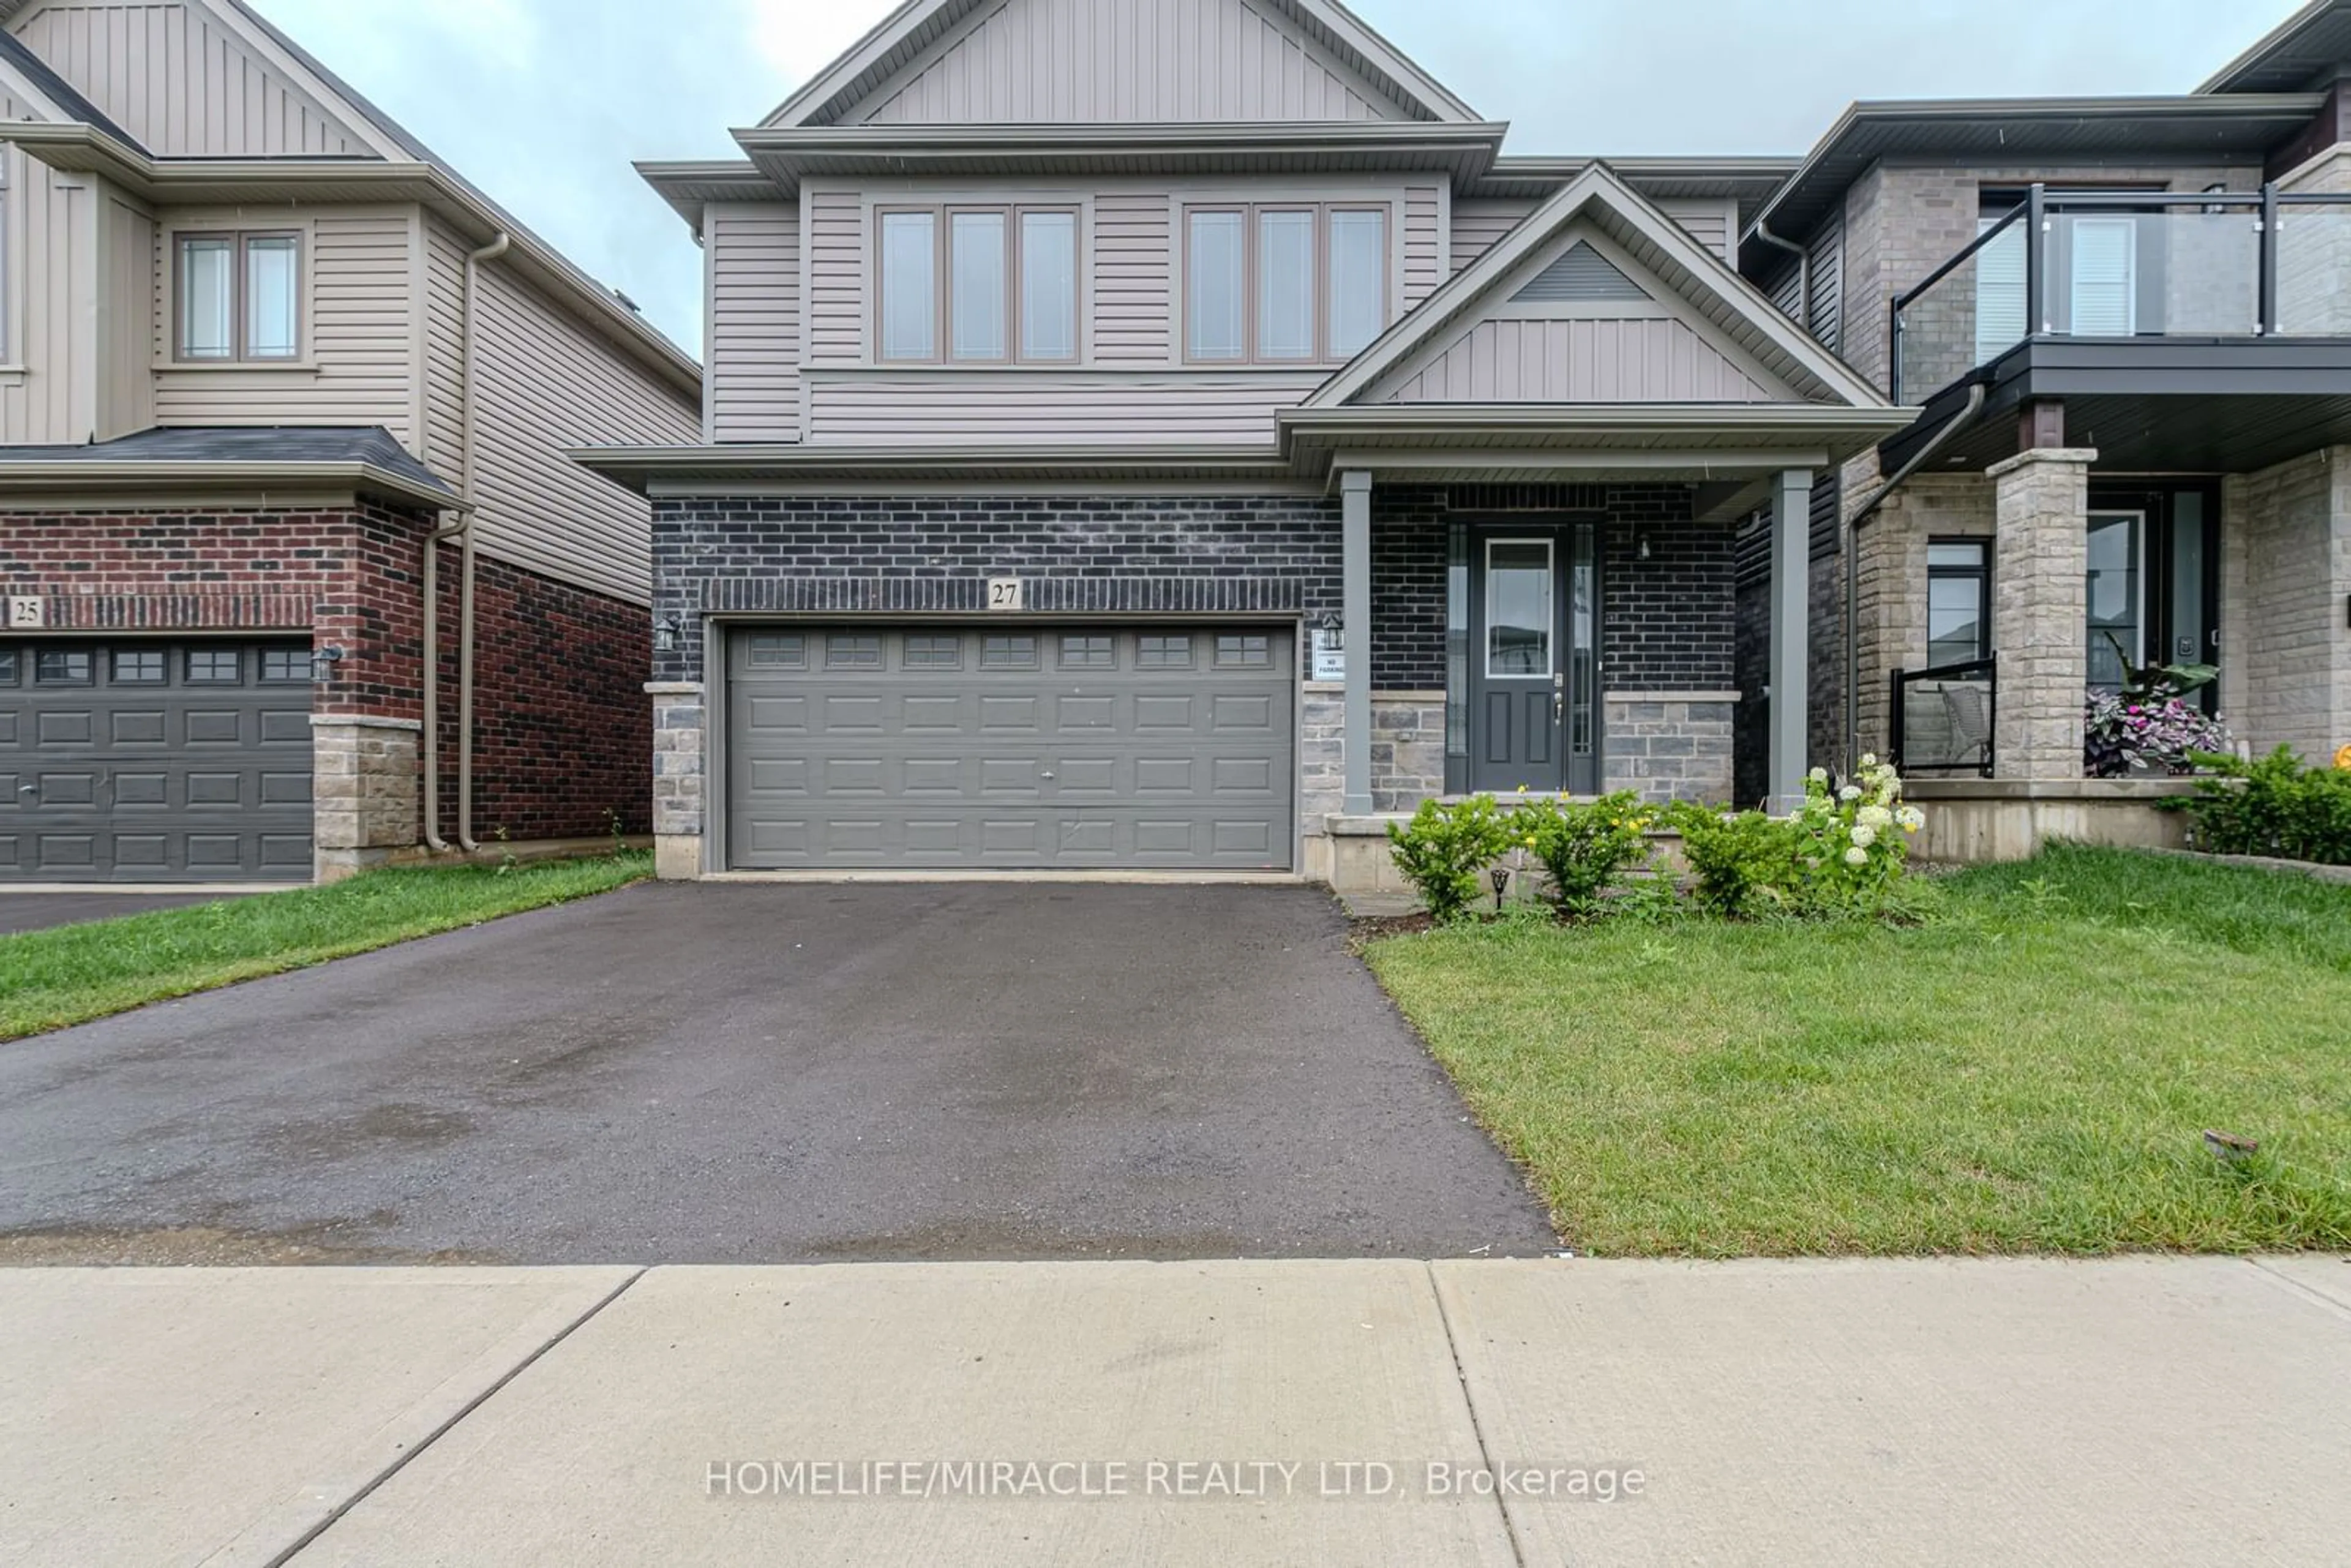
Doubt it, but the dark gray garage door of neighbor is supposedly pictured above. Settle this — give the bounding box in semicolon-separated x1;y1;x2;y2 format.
0;639;315;882
726;625;1295;871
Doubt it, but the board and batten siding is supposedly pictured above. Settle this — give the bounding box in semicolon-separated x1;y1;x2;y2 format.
1093;192;1171;362
1451;195;1741;277
98;187;154;440
0;149;155;445
152;208;416;443
707;202;800;443
1383;318;1788;405
10;0;372;157
457;241;699;606
804;372;1325;443
847;0;1409;124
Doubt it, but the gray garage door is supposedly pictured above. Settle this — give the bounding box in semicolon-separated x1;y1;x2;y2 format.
0;639;315;883
726;625;1294;871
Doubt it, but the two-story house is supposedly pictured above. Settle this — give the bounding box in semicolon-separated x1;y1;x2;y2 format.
591;0;1907;883
1723;0;2351;856
0;0;700;883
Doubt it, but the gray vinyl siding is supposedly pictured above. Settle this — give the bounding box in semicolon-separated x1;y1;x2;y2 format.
421;216;465;479
1404;183;1441;309
1383;318;1786;403
1452;195;1738;277
1093;191;1170;362
846;0;1410;124
804;370;1326;443
1450;199;1534;276
448;226;700;605
806;188;864;365
1764;253;1804;325
152;208;417;444
11;0;372;157
708;201;801;443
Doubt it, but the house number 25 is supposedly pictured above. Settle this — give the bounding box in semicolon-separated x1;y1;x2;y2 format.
986;577;1024;612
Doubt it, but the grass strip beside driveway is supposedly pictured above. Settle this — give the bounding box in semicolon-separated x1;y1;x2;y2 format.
0;853;651;1041
1365;846;2351;1256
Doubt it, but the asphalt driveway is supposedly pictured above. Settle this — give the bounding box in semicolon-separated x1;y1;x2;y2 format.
0;883;1556;1265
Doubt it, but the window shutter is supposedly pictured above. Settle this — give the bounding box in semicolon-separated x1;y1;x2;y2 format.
1974;217;2027;361
2069;219;2137;337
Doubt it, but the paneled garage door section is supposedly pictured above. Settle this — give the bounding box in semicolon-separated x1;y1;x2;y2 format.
0;640;315;882
727;626;1294;870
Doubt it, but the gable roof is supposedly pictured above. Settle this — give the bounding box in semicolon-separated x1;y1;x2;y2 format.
2202;0;2351;94
0;0;700;398
762;0;1477;128
0;26;140;146
1305;163;1892;412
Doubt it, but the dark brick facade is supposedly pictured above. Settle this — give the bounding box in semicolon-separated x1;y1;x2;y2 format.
652;494;1348;683
0;503;651;842
656;487;1738;699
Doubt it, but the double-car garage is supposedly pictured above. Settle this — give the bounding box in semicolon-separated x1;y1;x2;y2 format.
1;639;315;883
722;624;1296;871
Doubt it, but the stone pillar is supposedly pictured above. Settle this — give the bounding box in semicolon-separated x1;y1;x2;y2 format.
310;715;422;882
1768;468;1813;811
1987;446;2096;779
647;681;706;880
1340;469;1373;816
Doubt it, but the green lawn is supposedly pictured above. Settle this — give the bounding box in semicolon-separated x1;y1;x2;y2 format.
0;853;652;1041
1365;846;2351;1256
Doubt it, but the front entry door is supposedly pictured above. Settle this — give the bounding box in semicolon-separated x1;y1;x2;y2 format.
1467;527;1598;794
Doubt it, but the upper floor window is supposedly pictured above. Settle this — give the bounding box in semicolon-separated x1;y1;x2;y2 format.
1185;203;1386;366
879;204;1078;364
176;231;301;362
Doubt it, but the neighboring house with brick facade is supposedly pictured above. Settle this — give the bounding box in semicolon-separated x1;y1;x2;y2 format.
0;0;700;882
590;0;1905;882
1725;0;2351;850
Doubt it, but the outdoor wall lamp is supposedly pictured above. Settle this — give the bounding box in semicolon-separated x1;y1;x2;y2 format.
654;612;683;653
309;645;345;685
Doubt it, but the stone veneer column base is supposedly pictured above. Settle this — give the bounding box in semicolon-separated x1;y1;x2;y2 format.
311;715;423;883
1987;448;2096;781
1603;693;1739;805
648;681;708;881
1301;688;1450;823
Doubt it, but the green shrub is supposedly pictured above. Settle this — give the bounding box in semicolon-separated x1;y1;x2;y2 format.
2173;748;2351;866
1515;790;1655;916
1666;757;1927;919
1387;795;1515;923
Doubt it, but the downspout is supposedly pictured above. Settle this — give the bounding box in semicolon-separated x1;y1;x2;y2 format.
1839;383;1988;764
423;229;510;854
1753;221;1810;332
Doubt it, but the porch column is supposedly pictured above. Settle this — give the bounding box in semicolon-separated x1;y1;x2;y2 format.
1987;443;2096;780
1341;468;1374;815
1768;467;1813;811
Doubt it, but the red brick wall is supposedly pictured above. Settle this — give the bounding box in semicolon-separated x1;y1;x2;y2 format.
427;544;652;841
0;502;434;718
0;502;651;842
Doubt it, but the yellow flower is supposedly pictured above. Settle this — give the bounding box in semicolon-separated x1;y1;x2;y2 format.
2336;743;2351;772
1516;784;1529;795
1523;836;1537;849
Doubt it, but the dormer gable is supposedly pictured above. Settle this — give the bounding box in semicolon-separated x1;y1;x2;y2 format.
763;0;1478;128
1308;163;1891;411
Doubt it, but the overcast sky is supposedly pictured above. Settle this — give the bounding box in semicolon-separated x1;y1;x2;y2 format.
247;0;2294;358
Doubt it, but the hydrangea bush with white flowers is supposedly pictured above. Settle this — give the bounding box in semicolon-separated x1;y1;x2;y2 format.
1789;755;1925;908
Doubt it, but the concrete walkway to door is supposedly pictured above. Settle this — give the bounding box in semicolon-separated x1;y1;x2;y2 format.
0;883;1556;1265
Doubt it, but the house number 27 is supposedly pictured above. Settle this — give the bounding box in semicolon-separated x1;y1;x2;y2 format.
986;577;1024;612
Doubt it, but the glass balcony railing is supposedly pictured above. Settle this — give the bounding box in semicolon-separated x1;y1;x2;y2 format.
1889;186;2351;403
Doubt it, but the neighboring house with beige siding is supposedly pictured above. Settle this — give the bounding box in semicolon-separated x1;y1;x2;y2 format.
0;0;700;885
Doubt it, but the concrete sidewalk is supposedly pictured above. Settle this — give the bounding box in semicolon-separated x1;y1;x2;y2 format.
4;1258;2347;1567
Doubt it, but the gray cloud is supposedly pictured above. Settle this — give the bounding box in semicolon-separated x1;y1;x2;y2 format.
247;0;2301;358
